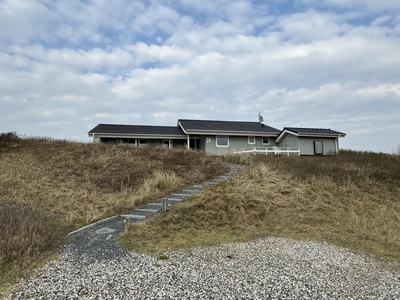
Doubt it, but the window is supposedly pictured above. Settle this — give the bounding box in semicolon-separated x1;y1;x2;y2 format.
162;140;170;148
262;137;270;145
139;139;148;148
248;136;255;144
216;136;229;147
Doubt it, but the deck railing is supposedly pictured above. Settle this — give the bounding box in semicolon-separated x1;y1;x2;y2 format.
233;147;300;156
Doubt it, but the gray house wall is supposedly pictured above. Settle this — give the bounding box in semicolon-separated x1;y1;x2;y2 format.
298;137;337;155
277;134;299;148
204;135;278;155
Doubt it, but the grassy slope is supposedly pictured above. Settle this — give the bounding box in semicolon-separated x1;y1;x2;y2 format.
0;136;227;295
1;134;399;294
123;151;400;261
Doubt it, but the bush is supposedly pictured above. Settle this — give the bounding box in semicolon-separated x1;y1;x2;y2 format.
0;202;63;266
0;132;19;142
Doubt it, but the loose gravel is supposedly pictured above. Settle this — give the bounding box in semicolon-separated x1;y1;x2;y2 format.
6;236;400;299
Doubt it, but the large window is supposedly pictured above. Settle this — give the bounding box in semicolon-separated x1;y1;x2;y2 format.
139;139;148;148
248;136;255;144
262;137;270;145
216;136;229;147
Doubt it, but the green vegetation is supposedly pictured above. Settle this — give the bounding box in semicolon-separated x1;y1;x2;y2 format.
0;133;227;296
123;150;400;262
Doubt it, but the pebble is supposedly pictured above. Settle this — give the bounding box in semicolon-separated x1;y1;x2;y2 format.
6;237;400;299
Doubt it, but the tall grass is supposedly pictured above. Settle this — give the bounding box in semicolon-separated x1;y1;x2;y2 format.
124;150;400;260
0;134;227;293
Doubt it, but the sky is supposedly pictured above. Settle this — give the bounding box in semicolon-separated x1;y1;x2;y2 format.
1;0;400;153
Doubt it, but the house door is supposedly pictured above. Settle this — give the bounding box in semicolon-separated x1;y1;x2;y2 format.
314;140;324;155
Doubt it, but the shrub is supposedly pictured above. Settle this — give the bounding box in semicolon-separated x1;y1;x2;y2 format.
0;202;63;266
0;132;19;142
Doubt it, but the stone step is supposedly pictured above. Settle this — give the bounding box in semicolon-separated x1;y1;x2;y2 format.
147;202;172;207
135;208;159;213
167;197;183;202
69;163;243;236
181;189;199;193
121;214;146;220
170;193;190;196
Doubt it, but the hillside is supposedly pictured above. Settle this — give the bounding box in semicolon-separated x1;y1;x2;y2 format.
2;133;400;295
0;133;227;293
123;150;400;262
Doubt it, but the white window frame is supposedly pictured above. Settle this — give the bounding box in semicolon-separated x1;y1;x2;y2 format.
248;136;256;144
262;137;270;145
216;136;229;147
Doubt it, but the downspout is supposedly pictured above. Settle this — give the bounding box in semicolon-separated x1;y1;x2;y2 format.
187;134;190;149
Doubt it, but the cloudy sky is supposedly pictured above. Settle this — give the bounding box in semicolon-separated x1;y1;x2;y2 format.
1;0;399;152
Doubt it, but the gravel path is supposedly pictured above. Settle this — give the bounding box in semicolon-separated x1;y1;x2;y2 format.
6;236;400;299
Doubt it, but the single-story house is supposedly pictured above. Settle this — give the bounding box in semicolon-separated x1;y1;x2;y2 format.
88;119;346;156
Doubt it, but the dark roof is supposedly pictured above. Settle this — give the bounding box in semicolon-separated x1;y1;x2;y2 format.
284;127;346;136
88;124;185;136
178;119;280;134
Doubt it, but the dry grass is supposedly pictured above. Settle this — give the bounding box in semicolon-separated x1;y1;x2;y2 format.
123;150;400;261
393;144;400;155
0;134;227;294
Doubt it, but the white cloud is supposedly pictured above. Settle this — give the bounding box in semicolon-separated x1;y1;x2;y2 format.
270;10;352;43
0;0;58;46
0;0;399;152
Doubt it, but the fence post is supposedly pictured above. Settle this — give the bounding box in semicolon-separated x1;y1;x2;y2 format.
162;197;168;213
124;217;132;233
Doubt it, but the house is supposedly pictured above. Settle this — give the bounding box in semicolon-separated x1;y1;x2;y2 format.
276;127;346;156
88;119;346;156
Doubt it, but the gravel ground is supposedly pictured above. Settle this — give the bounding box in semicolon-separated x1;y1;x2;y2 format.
6;235;400;299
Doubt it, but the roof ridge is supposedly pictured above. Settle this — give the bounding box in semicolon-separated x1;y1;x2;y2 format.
286;127;332;130
178;119;262;123
98;123;177;128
